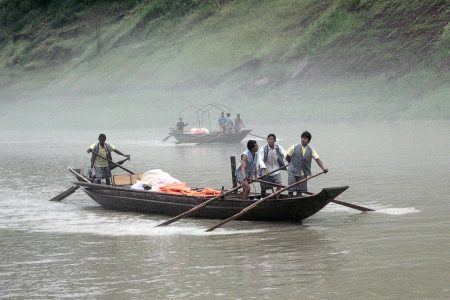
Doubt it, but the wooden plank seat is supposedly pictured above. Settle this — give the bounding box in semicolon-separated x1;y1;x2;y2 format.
112;174;143;186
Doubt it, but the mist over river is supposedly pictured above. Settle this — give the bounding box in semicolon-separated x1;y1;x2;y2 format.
0;120;449;299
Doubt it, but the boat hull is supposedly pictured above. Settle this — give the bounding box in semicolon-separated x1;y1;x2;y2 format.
172;129;251;144
74;182;348;222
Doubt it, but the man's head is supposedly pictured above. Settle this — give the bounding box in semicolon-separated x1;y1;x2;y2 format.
221;111;224;117
179;117;182;121
237;113;240;118
267;133;276;147
247;140;258;152
98;133;106;145
300;131;311;146
226;113;231;117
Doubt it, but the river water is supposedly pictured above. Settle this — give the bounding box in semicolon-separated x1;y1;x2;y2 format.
0;121;449;299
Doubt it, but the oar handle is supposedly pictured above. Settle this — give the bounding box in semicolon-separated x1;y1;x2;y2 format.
155;184;243;227
250;179;284;187
155;164;289;227
206;171;325;232
248;133;266;139
91;153;134;174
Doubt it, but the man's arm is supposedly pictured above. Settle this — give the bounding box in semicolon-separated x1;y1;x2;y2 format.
285;145;294;163
87;144;95;153
113;149;130;159
258;147;266;171
315;158;328;173
241;155;248;180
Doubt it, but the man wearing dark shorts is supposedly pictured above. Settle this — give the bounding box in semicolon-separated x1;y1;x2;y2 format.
87;133;130;185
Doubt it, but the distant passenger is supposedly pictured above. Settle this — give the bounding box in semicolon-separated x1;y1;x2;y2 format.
176;117;188;133
234;113;244;133
218;112;227;133
258;133;287;197
285;131;328;196
225;113;234;133
87;133;130;185
235;140;259;200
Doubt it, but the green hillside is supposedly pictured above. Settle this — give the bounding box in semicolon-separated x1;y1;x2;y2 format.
0;0;449;128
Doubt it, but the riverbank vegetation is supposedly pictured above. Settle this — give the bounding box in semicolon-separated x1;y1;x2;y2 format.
0;0;449;127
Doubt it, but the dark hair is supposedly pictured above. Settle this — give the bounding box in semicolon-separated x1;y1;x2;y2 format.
98;133;106;140
301;131;311;141
247;140;257;151
267;133;276;140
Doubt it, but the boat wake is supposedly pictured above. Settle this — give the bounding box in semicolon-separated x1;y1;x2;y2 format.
28;208;268;236
374;207;420;215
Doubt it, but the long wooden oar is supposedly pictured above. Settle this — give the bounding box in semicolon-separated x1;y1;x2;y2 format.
68;166;91;183
162;129;175;142
155;165;289;227
49;185;79;202
49;167;92;202
251;181;374;212
250;178;284;187
205;171;325;232
248;133;267;139
91;153;134;175
162;133;173;142
329;198;374;212
49;158;130;202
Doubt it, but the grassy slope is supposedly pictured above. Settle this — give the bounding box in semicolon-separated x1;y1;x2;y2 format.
0;0;449;129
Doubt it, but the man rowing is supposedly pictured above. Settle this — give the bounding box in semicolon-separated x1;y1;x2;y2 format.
257;133;287;197
235;140;259;200
286;131;328;196
87;133;130;185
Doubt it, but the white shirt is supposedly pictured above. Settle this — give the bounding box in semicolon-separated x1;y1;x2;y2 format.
258;144;287;174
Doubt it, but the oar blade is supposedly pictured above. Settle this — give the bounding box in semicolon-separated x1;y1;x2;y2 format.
162;134;173;142
331;199;375;212
49;185;79;201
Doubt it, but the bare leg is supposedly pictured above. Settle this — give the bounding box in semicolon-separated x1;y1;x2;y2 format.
260;188;266;198
275;186;281;199
242;181;250;200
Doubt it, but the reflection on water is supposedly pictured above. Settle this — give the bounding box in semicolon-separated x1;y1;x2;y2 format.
0;121;449;299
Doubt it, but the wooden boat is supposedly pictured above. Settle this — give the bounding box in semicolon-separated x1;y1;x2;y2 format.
166;103;253;144
171;129;252;144
73;180;349;222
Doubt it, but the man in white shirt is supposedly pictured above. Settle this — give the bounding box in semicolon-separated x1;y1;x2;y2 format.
258;133;287;197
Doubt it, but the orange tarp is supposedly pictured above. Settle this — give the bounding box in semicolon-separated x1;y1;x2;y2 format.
159;182;221;197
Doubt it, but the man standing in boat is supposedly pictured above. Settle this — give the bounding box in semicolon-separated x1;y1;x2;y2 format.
286;131;328;196
218;111;227;133
234;113;244;133
87;133;130;185
176;117;188;133
258;133;287;197
235;140;259;200
225;112;234;133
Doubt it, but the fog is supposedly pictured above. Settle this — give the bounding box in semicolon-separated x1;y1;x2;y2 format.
2;64;448;133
